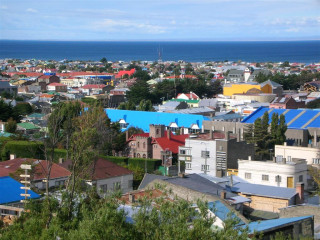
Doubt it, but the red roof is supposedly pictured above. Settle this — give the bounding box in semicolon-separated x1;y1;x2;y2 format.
177;92;199;100
7;72;43;77
57;72;114;78
60;158;132;180
47;82;66;87
81;84;106;89
152;133;189;154
115;69;136;78
0;158;71;179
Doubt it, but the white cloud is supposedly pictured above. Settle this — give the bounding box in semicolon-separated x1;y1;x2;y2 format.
0;5;8;10
26;8;38;13
94;19;166;34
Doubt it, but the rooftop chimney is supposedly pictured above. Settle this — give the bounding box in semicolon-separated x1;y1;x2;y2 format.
59;158;64;164
10;154;16;160
220;190;227;200
296;183;304;204
248;156;252;161
129;193;135;203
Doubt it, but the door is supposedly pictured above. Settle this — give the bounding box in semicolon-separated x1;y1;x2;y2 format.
287;177;294;188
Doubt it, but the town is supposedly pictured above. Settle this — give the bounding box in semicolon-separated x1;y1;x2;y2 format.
0;57;320;239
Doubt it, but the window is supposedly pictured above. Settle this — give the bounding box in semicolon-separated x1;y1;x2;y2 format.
313;158;320;164
113;182;121;191
219;146;223;151
299;175;303;182
137;142;140;148
275;175;282;183
142;154;146;158
180;149;186;155
262;175;269;181
287;156;292;162
143;142;146;149
186;163;192;170
100;184;108;193
245;173;251;179
201;164;210;171
55;180;65;187
201;150;210;158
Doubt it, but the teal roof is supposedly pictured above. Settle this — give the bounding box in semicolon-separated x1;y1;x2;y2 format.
105;109;210;132
27;113;45;118
17;122;40;130
170;99;199;104
208;201;245;226
0;132;14;137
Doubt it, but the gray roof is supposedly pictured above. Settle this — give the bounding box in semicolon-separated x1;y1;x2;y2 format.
261;80;282;88
228;69;244;75
138;173;168;189
169;107;214;114
198;98;218;108
227;182;297;200
0;81;16;89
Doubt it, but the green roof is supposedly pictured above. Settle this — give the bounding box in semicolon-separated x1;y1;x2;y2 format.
17;122;40;130
169;99;199;104
0;132;14;137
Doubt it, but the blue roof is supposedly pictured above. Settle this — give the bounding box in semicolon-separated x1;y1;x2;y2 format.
208;201;245;226
246;215;313;233
242;107;320;130
105;109;210;132
227;182;296;199
0;176;40;204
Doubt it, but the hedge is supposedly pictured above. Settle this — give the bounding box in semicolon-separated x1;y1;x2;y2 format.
1;140;67;162
128;158;162;173
1;140;44;161
99;156;162;173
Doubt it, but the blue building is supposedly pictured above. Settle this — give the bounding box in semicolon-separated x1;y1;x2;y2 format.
105;109;210;133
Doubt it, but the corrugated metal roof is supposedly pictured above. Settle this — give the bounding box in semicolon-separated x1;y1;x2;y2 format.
0;176;40;204
228;182;296;199
105;109;209;132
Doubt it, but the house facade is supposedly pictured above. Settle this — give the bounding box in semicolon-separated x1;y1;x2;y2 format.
238;157;308;188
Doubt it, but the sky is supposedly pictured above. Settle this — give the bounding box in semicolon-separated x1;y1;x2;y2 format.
0;0;319;41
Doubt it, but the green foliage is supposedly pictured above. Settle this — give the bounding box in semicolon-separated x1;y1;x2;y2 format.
100;57;107;63
306;99;320;109
1;140;43;161
81;97;98;106
137;99;154;111
99;155;128;165
126;80;152;105
5;117;17;133
118;101;136;110
128;158;162;173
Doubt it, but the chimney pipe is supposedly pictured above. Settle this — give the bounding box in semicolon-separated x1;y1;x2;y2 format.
220;190;227;200
296;183;304;204
10;154;16;160
59;158;64;164
248;156;251;161
129;193;135;203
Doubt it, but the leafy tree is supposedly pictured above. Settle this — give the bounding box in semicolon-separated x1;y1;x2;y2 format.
256;62;261;68
0;99;13;122
276;114;287;145
133;69;150;81
100;57;107;63
306;99;320;109
12;102;33;119
118;101;136;110
281;61;290;68
5;117;17;133
137;99;154;111
126;80;151;105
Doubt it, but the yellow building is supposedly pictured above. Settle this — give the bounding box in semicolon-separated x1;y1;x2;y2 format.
223;82;273;97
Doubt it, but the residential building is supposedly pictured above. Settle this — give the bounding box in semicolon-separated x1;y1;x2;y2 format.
0;81;18;95
80;84;108;95
226;182;304;213
60;158;133;196
16;122;40;135
47;82;67;92
178;132;255;177
238;157;308;188
0;158;71;190
275;143;320;165
176;92;200;100
36;74;60;91
270;96;305;109
226;69;245;83
126;124;189;161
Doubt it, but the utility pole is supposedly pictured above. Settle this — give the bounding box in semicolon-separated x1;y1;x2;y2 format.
20;164;31;205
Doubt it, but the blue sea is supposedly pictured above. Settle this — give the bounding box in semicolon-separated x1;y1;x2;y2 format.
0;40;319;63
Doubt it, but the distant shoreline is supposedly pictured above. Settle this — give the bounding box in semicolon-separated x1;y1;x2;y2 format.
1;40;319;63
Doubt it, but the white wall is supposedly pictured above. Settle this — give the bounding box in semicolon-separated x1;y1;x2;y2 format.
183;139;217;177
33;177;68;190
95;174;133;196
238;159;308;188
275;145;320;165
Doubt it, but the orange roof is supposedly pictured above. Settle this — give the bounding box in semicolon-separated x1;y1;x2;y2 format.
40;94;54;98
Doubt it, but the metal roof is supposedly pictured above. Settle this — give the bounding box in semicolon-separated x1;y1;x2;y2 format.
0;176;40;204
227;182;297;199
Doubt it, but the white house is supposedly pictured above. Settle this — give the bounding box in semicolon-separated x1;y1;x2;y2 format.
238;157;308;189
275;143;320;165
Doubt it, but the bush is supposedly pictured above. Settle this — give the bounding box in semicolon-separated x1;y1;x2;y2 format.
99;155;128;165
1;140;44;161
128;158;162;173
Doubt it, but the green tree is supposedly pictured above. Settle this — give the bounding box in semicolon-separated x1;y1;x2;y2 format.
100;57;107;63
0;99;13;122
118;101;136;110
126;80;152;105
276;114;287;145
137;99;154;111
5;117;17;133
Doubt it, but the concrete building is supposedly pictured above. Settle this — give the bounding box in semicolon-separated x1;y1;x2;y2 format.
275;143;320;165
238;157;308;189
47;82;67;92
178;132;254;177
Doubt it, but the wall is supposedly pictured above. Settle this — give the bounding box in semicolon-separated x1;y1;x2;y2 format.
33;176;68;190
238;159;308;188
275;144;320;165
183;138;217;176
232;94;276;103
223;84;262;97
96;174;133;196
